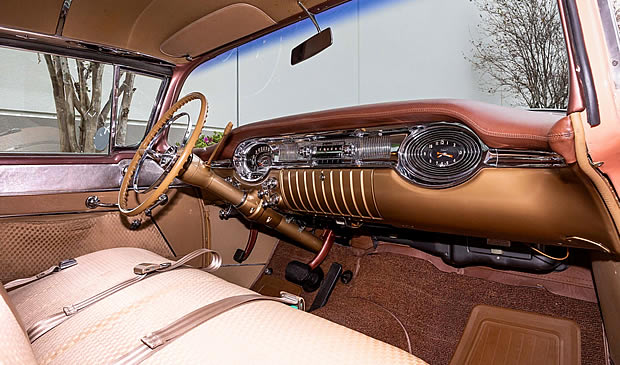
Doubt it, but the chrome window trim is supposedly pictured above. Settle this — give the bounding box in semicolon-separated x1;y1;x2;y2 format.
0;159;186;196
112;66;170;150
0;26;173;76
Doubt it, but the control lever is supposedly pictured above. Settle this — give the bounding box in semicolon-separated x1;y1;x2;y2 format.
308;230;334;269
144;194;176;257
218;204;238;220
144;194;168;216
234;227;258;263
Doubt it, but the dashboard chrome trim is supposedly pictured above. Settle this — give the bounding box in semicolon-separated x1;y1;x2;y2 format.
227;122;567;188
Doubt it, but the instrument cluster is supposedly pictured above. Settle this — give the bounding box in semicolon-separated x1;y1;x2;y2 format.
231;122;565;188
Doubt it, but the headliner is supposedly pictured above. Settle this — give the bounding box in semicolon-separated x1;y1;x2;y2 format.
0;0;345;64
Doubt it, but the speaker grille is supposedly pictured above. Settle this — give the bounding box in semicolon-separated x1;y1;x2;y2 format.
397;124;484;188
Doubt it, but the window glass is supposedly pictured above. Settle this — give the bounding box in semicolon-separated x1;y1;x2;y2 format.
176;50;237;147
181;0;570;132
0;47;163;154
114;71;165;147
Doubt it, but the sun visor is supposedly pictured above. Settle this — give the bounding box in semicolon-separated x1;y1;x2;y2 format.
160;3;275;59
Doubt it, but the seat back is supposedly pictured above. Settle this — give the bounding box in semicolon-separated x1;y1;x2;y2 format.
0;286;37;365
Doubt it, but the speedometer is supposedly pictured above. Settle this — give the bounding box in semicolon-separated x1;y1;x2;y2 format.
233;142;275;182
247;143;273;171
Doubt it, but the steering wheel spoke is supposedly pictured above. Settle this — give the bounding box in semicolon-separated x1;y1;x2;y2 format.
118;93;208;216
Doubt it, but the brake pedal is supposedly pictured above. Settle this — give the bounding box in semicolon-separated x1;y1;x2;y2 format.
309;262;343;312
285;261;324;292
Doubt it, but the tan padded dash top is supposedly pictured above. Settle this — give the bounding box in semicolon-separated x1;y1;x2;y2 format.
8;247;427;365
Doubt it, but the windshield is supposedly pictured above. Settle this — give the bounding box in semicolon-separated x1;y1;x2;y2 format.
181;0;570;130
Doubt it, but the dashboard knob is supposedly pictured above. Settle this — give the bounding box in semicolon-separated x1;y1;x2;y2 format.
269;194;281;206
262;177;278;191
298;146;312;158
343;143;356;157
262;193;281;208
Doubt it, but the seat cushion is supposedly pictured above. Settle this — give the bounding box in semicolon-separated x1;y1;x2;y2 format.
0;286;37;365
8;247;426;365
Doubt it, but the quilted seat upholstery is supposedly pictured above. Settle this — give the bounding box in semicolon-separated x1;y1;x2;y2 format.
2;247;427;365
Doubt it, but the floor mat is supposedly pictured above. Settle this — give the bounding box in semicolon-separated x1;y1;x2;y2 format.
450;305;580;365
255;241;605;365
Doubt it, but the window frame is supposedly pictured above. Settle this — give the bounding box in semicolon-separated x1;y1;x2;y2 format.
0;26;174;164
112;66;170;151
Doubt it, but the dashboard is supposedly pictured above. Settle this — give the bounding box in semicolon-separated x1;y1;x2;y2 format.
198;100;620;254
230;122;565;188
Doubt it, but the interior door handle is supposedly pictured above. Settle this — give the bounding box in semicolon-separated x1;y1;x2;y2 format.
85;195;119;209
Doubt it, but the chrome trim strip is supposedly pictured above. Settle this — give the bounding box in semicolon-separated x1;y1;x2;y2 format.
302;170;317;212
231;122;567;189
370;170;381;218
278;170;293;210
359;170;373;218
319;172;334;214
110;65;120;149
294;171;308;211
0;160;184;196
484;149;566;168
285;171;299;210
0;208;118;219
348;170;362;217
329;171;343;215
0;26;174;75
338;171;353;216
310;171;326;213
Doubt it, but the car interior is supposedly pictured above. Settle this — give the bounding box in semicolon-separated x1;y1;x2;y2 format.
1;0;620;364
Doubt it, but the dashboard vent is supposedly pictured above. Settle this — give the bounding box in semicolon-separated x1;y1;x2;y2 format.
397;123;484;188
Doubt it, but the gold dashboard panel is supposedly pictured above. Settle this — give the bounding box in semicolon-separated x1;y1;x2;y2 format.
210;165;619;254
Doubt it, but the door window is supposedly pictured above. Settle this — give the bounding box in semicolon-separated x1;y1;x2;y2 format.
0;47;164;154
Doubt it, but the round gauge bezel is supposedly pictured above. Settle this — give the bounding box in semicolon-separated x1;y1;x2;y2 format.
232;141;275;182
396;122;487;188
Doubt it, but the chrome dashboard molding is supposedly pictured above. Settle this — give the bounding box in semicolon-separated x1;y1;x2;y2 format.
484;149;567;168
229;122;567;189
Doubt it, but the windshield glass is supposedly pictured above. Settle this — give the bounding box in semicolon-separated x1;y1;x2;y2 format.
181;0;569;131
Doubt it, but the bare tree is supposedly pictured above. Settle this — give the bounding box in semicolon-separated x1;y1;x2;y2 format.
43;55;135;152
469;0;568;109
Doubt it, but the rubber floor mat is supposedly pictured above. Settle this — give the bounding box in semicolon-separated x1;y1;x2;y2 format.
450;305;580;365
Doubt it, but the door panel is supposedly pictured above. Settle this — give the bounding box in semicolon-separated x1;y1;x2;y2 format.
0;187;206;283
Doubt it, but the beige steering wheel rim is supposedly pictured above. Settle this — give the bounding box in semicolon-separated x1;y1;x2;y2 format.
118;92;208;216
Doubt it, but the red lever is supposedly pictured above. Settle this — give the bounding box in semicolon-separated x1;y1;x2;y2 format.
234;227;258;263
308;229;335;270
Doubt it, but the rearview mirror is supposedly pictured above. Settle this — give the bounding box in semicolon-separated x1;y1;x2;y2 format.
291;28;333;65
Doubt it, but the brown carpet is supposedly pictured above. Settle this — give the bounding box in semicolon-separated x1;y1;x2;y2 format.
256;241;605;365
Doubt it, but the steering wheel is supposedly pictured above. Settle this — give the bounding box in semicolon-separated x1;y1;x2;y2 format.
118;92;207;216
